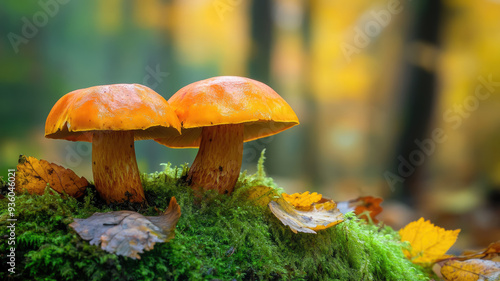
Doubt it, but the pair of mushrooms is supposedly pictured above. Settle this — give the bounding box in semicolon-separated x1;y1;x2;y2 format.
45;76;299;204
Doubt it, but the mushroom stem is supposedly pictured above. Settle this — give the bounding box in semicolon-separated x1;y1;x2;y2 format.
187;124;244;195
92;131;145;203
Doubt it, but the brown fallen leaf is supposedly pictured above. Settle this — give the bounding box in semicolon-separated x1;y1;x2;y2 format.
441;259;500;281
15;155;89;198
269;194;344;234
337;196;383;223
461;241;500;262
436;241;500;265
399;217;460;265
70;197;181;259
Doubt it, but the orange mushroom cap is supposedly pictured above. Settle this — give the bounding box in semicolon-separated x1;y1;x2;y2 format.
45;84;181;141
155;76;299;148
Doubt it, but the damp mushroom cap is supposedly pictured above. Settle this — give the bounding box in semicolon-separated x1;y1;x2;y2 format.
155;76;299;195
44;83;181;203
155;76;299;148
45;83;181;141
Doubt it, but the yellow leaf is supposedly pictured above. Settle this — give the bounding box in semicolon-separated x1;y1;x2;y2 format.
15;155;89;198
282;191;323;211
441;259;500;281
399;217;460;264
313;200;338;212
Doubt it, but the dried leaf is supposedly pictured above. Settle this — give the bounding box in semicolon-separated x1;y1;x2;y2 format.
437;241;500;264
269;194;344;234
337;196;383;223
399;217;461;264
461;241;500;261
15;155;89;198
70;197;181;259
441;259;500;281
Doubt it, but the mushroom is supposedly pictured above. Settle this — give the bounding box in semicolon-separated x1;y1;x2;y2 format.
155;76;299;195
45;84;181;203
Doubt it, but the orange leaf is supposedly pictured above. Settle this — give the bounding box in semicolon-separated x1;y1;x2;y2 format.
441;259;500;281
337;196;383;223
399;217;461;264
15;155;89;198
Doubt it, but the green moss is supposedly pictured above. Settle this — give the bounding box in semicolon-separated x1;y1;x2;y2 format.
0;153;428;280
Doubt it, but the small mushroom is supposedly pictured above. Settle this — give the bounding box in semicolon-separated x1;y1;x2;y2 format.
45;84;181;203
155;76;299;195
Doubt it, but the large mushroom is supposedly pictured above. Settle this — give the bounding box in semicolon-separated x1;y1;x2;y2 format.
45;84;181;203
155;76;299;195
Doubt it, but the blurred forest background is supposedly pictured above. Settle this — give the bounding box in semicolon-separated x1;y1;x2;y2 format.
1;0;499;250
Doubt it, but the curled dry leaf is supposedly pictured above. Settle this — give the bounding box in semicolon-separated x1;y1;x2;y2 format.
399;217;461;264
441;259;500;281
269;192;344;234
245;188;343;234
458;241;500;262
337;196;383;223
70;197;181;259
15;155;89;198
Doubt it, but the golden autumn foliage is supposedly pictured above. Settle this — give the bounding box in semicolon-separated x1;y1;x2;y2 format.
441;259;500;281
434;243;500;281
282;191;323;211
397;219;500;280
399;217;460;264
282;191;340;212
15;155;89;198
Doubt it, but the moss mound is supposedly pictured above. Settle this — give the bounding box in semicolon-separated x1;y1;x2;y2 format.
0;155;428;280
